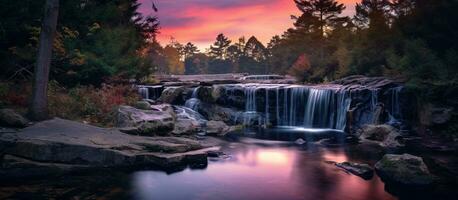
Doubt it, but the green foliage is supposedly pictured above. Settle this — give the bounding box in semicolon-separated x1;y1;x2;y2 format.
0;0;159;86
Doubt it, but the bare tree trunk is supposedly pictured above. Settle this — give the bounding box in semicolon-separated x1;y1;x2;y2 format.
29;0;59;121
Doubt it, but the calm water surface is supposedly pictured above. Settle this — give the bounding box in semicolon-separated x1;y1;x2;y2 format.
131;130;396;200
0;128;398;200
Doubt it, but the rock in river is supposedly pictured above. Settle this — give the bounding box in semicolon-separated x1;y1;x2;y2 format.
335;162;374;180
0;118;219;178
358;124;404;149
375;154;434;187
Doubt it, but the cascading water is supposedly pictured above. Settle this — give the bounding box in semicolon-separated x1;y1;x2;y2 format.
241;85;263;126
138;87;149;100
185;87;200;111
235;84;352;130
137;85;164;100
138;81;404;132
388;86;403;125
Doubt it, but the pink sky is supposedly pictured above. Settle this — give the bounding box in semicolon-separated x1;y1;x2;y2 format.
138;0;358;50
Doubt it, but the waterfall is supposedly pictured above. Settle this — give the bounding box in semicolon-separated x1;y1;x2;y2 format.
185;87;201;111
242;85;262;126
137;85;163;100
388;86;403;124
235;84;352;130
138;87;149;99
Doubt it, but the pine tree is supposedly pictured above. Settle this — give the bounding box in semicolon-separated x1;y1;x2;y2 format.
209;33;231;59
355;0;392;28
244;36;267;61
183;42;199;60
294;0;346;37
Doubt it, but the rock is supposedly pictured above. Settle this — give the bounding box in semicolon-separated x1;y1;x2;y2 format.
207;150;224;157
134;100;152;110
420;104;453;126
172;118;200;135
375;154;434;187
295;138;306;145
196;86;214;103
0;109;29;128
197;103;241;125
0;118;218;178
206;121;231;136
332;75;401;90
335;162;374;180
157;86;185;104
115;105;175;136
358;125;404;149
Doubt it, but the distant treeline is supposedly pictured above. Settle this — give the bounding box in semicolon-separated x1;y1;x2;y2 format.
168;0;457;87
1;0;457;87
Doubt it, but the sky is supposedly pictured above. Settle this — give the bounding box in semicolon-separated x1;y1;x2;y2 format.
138;0;358;50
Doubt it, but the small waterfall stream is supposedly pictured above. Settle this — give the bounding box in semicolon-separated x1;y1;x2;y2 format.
185;87;200;111
137;85;164;100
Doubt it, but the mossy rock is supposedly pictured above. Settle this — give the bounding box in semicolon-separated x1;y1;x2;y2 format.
375;154;434;187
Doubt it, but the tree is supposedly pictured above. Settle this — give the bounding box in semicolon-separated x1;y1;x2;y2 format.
244;36;267;61
185;53;209;74
209;33;231;59
355;0;392;28
390;0;416;18
163;44;185;74
29;0;60;121
288;54;312;82
183;42;199;60
294;0;347;37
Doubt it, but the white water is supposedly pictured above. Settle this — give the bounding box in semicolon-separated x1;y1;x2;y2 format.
237;84;352;130
185;87;201;111
137;85;163;100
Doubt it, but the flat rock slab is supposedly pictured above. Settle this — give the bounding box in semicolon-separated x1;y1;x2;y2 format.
0;118;219;177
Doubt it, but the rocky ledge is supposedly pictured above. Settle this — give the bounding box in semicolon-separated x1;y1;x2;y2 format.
0;118;221;178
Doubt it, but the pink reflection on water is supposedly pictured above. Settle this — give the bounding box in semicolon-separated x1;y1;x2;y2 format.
132;146;396;200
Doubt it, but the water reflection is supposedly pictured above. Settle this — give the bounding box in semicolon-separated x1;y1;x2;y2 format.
131;143;396;200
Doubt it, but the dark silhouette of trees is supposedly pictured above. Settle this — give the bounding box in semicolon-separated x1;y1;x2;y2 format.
294;0;347;37
183;42;199;60
244;36;267;62
209;34;231;59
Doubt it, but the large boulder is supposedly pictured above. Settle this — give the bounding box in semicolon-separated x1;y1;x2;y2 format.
0;109;29;128
358;124;403;149
0;118;218;178
116;105;175;136
206;121;231;136
157;86;185;104
375;154;434;187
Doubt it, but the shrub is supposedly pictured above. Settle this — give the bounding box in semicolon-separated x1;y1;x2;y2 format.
47;82;140;126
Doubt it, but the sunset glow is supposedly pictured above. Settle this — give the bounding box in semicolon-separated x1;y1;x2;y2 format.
139;0;359;49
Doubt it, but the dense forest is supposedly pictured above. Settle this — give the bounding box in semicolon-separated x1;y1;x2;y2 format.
2;0;457;85
0;0;457;131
